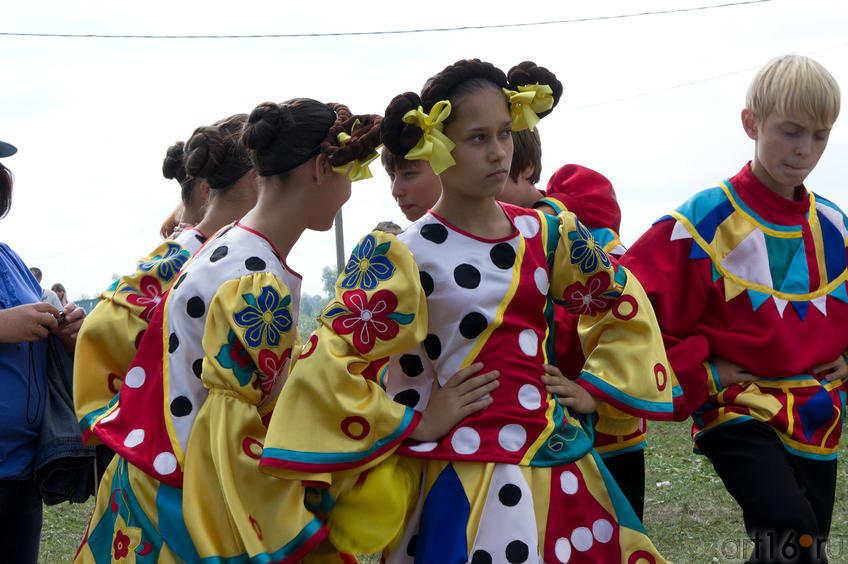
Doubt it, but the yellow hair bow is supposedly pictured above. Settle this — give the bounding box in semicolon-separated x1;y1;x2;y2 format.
332;150;379;182
502;84;554;132
331;119;379;182
401;101;456;174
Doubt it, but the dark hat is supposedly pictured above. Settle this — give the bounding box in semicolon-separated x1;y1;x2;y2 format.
0;140;17;158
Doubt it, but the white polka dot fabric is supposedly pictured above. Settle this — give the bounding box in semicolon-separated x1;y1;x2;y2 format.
469;464;539;564
389;205;558;464
164;224;300;454
396;212;521;385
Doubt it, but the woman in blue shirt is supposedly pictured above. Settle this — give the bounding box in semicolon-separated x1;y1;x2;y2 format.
0;140;85;563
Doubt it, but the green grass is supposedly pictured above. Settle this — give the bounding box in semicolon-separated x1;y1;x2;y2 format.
40;421;848;563
643;420;848;563
39;499;92;562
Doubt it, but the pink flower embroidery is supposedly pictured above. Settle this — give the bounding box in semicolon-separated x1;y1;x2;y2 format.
257;348;291;394
126;276;165;321
562;272;616;316
331;290;400;354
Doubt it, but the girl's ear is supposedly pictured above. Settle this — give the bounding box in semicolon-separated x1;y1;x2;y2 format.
741;108;759;141
313;153;331;184
198;179;211;200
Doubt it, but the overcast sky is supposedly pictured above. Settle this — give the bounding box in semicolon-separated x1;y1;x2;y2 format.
2;0;847;297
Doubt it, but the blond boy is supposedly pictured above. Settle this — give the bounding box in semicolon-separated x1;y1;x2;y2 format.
622;55;845;562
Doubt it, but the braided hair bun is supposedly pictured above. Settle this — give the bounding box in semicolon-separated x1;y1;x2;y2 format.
420;59;508;110
507;61;563;118
325;111;383;168
241;102;297;153
381;59;560;164
381;92;425;157
185;128;226;180
186;114;252;190
162;141;189;185
243;98;382;177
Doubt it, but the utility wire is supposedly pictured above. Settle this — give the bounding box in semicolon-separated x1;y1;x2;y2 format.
33;227;151;260
1;0;771;40
26;39;848;257
567;40;848;111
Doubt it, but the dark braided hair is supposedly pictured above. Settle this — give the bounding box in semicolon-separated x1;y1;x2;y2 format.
506;61;564;119
420;59;508;110
162;141;197;204
382;59;561;160
242;98;382;178
185;114;253;191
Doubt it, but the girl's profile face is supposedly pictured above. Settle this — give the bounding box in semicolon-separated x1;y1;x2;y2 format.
440;84;514;201
309;163;352;232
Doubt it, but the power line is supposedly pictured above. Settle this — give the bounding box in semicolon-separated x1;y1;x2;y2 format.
567;40;848;112
33;227;151;260
1;0;771;40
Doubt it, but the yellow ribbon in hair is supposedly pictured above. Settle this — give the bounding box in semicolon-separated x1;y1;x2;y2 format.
401;101;456;174
331;119;379;182
502;84;554;132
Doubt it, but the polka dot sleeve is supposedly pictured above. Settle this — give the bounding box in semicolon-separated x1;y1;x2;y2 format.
198;271;298;402
550;211;679;421
260;231;429;483
180;271;328;560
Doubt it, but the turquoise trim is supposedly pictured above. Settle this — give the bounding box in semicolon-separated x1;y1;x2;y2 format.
675;186;729;227
599;441;647;458
198;517;324;564
577;371;673;414
156;481;200;562
542;295;556;365
378;363;389;390
814;194;848;230
86;457;164;563
721;180;801;233
592;450;646;532
305;487;335;512
613;265;628;287
756;374;818;383
692;416;755;454
79;392;120;433
262;408;415;465
586;226;617;250
537;196;565;215
707;360;723;394
781;442;838;461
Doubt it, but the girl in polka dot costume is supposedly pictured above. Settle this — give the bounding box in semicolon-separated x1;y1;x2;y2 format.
74;102;383;563
74;115;258;443
262;60;677;563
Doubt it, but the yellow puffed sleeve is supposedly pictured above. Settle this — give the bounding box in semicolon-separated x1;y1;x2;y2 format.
75;240;193;440
181;272;326;562
550;212;680;420
260;231;428;484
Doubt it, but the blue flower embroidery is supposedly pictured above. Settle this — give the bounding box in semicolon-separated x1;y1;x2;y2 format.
341;234;394;290
233;286;292;348
137;242;190;282
568;221;611;275
215;329;256;386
